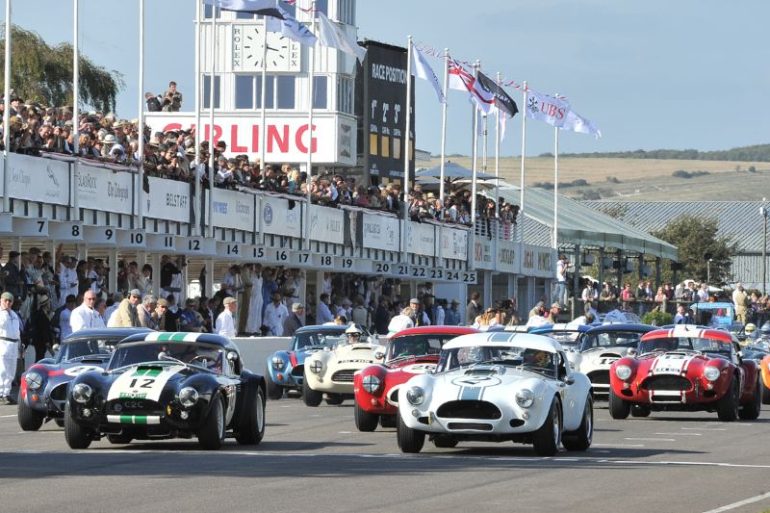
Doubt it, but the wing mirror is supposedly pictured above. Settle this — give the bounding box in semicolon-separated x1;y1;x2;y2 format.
374;351;385;361
627;348;637;357
227;351;239;361
563;376;575;385
51;343;60;355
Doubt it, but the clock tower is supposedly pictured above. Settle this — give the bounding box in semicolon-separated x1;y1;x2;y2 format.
232;23;301;72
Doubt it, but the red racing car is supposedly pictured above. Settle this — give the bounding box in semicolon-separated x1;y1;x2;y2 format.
609;325;761;421
353;326;478;431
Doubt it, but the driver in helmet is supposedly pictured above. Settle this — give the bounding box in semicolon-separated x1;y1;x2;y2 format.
758;322;770;347
344;324;364;345
744;323;757;344
523;348;552;369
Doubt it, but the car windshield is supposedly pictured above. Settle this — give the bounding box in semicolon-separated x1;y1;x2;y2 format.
437;345;558;378
386;334;452;361
108;341;225;374
538;330;581;349
638;337;733;357
57;337;121;362
580;331;645;351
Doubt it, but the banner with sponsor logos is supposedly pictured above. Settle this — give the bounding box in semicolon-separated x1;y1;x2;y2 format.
362;212;399;252
406;221;435;257
440;225;468;261
473;237;494;270
521;244;556;278
76;163;133;215
260;196;302;238
7;154;69;205
144;113;356;166
496;240;518;274
308;204;344;245
145;176;192;223
204;189;255;232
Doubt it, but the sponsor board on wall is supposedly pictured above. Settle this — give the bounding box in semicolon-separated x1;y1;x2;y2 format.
260;196;302;238
473;238;494;270
440;226;468;261
7;154;69;205
308;204;344;245
145;177;191;223
406;221;435;257
76;163;133;215
144;114;356;166
205;189;255;232
497;240;518;274
521;244;556;278
362;213;399;252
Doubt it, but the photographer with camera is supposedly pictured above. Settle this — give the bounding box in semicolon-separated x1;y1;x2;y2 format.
162;81;183;112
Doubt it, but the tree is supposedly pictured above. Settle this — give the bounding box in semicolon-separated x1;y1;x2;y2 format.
0;25;123;112
652;215;738;285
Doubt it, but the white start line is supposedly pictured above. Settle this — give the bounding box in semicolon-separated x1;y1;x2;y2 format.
700;490;770;513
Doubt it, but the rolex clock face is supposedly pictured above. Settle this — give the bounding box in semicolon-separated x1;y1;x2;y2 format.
232;24;300;72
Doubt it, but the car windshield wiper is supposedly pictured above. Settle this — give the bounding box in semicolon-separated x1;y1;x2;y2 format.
66;354;109;362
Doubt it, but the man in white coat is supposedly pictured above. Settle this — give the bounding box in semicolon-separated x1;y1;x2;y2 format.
216;297;238;339
70;291;105;333
0;292;22;404
263;292;289;336
245;263;264;335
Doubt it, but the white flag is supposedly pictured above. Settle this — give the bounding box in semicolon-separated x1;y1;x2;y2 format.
525;89;570;128
411;44;445;104
317;11;366;61
265;4;317;46
561;110;602;138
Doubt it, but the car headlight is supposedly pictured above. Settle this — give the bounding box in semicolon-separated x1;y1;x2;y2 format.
615;364;632;381
72;383;93;404
406;386;425;405
310;360;324;374
703;366;720;382
362;375;381;393
515;388;535;408
271;356;285;371
25;371;44;391
178;387;199;408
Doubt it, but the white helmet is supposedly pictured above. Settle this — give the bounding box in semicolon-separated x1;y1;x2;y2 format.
345;325;363;335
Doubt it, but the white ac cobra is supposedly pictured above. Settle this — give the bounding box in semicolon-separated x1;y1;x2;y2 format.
303;338;378;406
396;332;594;456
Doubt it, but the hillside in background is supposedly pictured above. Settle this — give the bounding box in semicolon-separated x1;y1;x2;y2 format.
426;143;770;201
557;143;770;162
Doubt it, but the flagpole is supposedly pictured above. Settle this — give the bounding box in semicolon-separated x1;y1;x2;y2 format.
207;6;217;237
137;0;145;230
2;0;11;213
438;47;448;211
402;35;413;265
519;81;527;243
193;0;202;236
494;72;501;221
304;0;316;250
470;61;480;269
72;0;80;212
553;124;559;251
259;21;268;175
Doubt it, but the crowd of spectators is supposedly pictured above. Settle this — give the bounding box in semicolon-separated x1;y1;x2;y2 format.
0;85;519;233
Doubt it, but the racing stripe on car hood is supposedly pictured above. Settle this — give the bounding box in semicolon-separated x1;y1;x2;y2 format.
459;386;483;401
651;354;694;375
107;365;186;402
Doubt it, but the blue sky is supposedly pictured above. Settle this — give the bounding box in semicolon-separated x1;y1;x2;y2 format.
6;0;770;157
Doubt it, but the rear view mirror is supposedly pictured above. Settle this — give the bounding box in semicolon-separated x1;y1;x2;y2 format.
374;351;385;360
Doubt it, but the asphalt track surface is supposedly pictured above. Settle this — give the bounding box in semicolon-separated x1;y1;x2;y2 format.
2;338;770;513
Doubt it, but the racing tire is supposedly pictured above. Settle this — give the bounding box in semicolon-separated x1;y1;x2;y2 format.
379;415;397;428
17;396;45;431
717;378;740;422
608;388;631;420
532;397;562;457
107;434;133;444
302;373;323;407
630;404;651;418
198;396;226;450
433;436;459;448
325;393;344;405
739;378;762;421
63;402;92;449
266;374;284;400
236;385;266;445
563;396;593;451
354;403;379;432
396;414;425;453
761;382;770;405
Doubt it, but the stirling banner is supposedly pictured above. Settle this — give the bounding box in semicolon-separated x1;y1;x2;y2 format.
525;89;570;128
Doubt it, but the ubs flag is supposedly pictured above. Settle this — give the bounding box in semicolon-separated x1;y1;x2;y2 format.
359;40;416;181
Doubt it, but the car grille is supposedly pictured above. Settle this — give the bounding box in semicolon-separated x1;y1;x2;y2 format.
291;366;304;378
587;370;610;385
331;370;355;383
50;383;68;401
436;400;502;420
388;389;399;404
642;375;692;392
447;422;493;431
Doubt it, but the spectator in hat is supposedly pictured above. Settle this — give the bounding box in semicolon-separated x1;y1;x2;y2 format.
545;303;562;324
0;291;22;404
156;298;178;332
283;303;305;337
216;296;238;338
409;297;430;327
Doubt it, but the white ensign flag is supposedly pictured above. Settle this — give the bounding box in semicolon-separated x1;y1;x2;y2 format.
411;45;445;104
